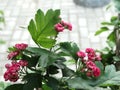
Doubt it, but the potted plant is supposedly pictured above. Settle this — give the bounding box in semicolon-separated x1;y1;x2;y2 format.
2;8;120;90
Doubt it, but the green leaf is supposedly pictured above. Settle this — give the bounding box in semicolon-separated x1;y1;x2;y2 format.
110;16;118;25
0;82;10;90
113;56;120;61
26;47;65;68
46;77;59;90
26;47;50;55
28;9;61;49
62;66;74;77
51;57;66;69
101;50;115;65
47;65;59;74
112;0;120;13
37;37;56;48
0;82;4;89
89;65;120;87
106;4;112;10
65;59;75;65
8;47;17;52
107;31;116;43
38;53;64;68
100;47;110;54
22;54;39;67
98;65;120;86
106;40;115;49
39;54;49;67
35;9;44;33
47;57;66;75
28;19;37;43
95;27;109;36
0;10;5;24
101;22;113;25
5;84;24;90
68;65;120;89
0;39;5;44
0;10;4;15
42;84;52;90
58;42;80;60
23;73;42;90
67;77;94;90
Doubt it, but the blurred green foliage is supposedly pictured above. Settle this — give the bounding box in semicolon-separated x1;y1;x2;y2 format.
0;10;5;29
112;0;120;12
0;82;10;90
0;10;5;44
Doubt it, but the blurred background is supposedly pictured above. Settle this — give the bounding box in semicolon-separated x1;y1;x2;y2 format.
0;0;116;81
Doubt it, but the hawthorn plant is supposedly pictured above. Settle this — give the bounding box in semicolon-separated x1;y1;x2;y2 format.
3;9;120;90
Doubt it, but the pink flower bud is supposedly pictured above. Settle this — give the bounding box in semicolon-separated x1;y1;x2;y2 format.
15;43;28;50
87;53;96;61
5;64;11;69
86;72;92;77
92;67;101;77
77;51;86;58
7;51;19;60
86;61;96;69
19;60;28;66
4;71;9;81
67;23;72;31
61;21;68;26
85;48;95;53
54;23;64;32
9;72;19;82
61;21;72;31
57;27;64;32
96;55;102;61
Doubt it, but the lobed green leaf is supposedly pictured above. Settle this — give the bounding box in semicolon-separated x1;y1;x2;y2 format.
28;9;61;49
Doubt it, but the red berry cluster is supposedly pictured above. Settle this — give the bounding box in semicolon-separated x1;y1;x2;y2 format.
7;43;28;60
77;48;101;77
54;20;72;32
4;60;28;82
4;43;28;82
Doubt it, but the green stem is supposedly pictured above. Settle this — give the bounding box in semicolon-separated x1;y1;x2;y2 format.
115;13;120;70
115;13;120;55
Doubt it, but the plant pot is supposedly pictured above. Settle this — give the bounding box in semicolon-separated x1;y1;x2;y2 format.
73;0;111;8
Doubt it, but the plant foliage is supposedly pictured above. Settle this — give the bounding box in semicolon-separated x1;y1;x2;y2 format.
3;8;120;90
